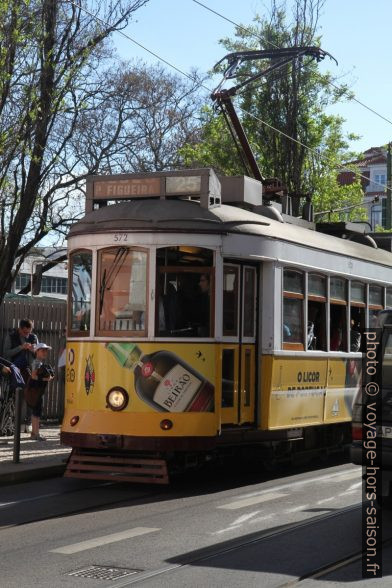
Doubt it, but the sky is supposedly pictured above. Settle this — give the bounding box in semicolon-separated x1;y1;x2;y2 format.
114;0;392;154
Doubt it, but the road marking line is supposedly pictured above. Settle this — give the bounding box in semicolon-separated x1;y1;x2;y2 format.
219;467;361;503
285;504;310;513
316;496;336;505
218;492;287;510
232;511;260;525
328;471;360;482
50;527;160;554
347;481;362;491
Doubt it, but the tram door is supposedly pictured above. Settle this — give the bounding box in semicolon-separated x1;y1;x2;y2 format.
221;264;257;425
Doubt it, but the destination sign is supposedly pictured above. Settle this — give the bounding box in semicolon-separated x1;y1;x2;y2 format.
93;178;161;199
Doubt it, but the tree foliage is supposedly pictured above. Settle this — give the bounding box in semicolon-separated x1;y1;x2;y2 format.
181;0;363;218
0;1;201;303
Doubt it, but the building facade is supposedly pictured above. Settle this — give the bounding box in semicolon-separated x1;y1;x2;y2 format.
338;146;388;230
11;247;68;300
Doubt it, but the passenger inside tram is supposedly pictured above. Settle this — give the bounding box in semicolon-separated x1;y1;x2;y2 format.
330;306;346;351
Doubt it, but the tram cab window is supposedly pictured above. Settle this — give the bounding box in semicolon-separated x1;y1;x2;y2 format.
283;269;304;350
69;250;92;334
156;247;214;337
330;278;347;352
97;247;147;336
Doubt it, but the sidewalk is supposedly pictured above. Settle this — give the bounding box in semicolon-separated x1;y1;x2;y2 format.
0;425;71;485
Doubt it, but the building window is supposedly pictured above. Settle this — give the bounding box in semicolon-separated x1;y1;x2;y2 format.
41;276;67;294
14;273;30;292
375;174;386;187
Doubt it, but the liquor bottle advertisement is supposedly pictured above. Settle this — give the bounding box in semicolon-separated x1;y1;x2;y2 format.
65;341;216;413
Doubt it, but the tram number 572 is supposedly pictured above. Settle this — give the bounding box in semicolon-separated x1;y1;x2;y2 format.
114;233;128;242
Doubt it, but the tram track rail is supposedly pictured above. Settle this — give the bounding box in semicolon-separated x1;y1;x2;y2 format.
0;481;163;531
108;504;367;587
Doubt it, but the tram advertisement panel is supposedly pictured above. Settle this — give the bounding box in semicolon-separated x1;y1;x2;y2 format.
261;356;361;429
65;341;216;414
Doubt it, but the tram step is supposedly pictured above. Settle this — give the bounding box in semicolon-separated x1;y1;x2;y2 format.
64;450;169;484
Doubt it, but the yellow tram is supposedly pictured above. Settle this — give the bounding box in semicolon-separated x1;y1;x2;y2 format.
61;168;392;483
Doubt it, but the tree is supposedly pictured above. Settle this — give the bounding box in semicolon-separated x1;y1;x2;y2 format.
0;0;149;305
72;62;202;176
181;0;362;217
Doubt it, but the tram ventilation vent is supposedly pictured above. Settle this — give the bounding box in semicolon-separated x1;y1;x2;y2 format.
67;565;142;581
65;449;169;484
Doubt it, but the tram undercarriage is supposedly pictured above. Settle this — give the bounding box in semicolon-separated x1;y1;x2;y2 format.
62;422;351;484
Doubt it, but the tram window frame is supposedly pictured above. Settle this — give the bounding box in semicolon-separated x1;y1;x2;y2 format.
68;249;93;337
329;277;348;352
386;287;392;309
283;269;304;351
155;246;215;338
369;285;384;327
307;273;327;351
242;266;257;340
350;281;365;352
223;264;240;338
96;246;149;338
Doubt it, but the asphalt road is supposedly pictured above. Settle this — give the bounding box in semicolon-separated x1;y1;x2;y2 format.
0;457;390;587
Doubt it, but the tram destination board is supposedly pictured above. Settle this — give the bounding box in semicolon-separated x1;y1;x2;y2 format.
85;169;220;211
94;178;161;199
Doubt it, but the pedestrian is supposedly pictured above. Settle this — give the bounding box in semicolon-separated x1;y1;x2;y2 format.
25;343;54;441
4;318;38;431
4;318;38;378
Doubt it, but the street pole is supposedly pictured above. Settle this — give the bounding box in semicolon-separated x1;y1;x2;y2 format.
13;388;22;463
386;142;392;229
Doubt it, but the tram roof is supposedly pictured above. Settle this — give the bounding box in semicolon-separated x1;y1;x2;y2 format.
68;198;392;266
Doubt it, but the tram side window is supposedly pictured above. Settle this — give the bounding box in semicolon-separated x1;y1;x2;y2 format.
70;251;92;334
283;269;304;350
308;274;326;351
156;247;214;337
369;285;384;327
97;247;147;335
350;281;365;352
330;277;347;352
386;288;392;310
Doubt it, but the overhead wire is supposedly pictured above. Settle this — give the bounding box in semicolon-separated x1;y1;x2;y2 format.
64;0;386;193
192;0;392;127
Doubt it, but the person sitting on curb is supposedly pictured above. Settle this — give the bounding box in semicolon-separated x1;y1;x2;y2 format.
25;343;55;441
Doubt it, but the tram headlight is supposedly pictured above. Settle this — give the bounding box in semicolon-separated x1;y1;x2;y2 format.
106;387;129;411
160;419;173;431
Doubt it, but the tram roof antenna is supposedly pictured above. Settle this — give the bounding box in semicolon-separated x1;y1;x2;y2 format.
211;46;337;199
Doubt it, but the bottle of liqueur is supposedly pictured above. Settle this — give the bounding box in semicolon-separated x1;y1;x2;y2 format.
106;342;214;413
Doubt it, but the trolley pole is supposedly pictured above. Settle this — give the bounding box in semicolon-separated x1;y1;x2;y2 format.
386;142;392;229
13;388;22;463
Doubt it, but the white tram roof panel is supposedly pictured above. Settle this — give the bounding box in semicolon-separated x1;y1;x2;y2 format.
68;197;392;267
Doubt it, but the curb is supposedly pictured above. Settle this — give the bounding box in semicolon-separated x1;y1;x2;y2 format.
0;463;66;486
